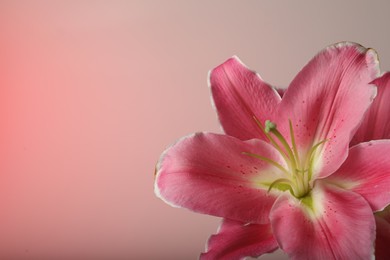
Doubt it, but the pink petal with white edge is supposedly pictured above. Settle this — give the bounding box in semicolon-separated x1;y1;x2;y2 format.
209;56;281;141
275;87;286;98
200;219;278;260
326;140;390;211
277;42;379;179
270;181;375;260
155;133;284;224
352;72;390;146
375;206;390;260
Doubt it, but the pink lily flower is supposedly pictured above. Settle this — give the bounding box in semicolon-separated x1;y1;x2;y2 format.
155;43;390;259
351;72;390;259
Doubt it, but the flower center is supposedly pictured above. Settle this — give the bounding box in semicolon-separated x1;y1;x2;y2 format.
244;117;326;199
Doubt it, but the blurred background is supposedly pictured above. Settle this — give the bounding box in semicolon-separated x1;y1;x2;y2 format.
1;1;390;259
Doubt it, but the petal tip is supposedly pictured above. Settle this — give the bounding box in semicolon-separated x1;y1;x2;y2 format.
366;48;381;76
153;133;200;206
327;41;365;52
230;55;246;67
153;165;184;210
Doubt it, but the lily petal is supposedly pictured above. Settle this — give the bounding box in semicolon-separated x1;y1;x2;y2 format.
352;72;390;145
209;56;281;141
275;87;286;98
270;181;375;260
277;42;379;179
326;140;390;211
155;133;283;224
375;207;390;260
200;219;278;260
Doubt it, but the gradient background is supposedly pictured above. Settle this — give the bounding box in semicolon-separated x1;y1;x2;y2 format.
1;1;390;259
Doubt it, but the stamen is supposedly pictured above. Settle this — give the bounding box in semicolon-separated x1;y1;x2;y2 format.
267;178;297;197
266;120;298;174
242;152;289;175
293;173;306;198
297;169;309;195
289;120;300;167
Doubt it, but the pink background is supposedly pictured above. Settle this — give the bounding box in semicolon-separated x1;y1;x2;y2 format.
1;1;390;259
